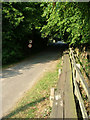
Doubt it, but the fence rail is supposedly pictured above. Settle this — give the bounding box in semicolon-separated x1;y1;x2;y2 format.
69;48;90;119
50;52;77;118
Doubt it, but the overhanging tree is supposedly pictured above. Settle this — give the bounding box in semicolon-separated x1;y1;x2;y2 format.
41;2;90;47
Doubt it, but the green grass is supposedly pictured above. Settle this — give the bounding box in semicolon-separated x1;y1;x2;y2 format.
5;57;62;118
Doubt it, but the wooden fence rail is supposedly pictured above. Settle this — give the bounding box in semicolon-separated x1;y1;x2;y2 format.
50;51;77;119
69;48;90;119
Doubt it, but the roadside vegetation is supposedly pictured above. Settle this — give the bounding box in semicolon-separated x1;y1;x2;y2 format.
4;57;62;118
2;2;47;65
2;2;90;65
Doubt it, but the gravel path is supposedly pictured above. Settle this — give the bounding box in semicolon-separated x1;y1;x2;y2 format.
1;46;63;118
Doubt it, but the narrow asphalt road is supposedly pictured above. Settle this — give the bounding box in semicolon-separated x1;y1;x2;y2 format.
1;45;65;118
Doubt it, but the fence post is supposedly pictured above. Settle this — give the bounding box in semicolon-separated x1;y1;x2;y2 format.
50;88;54;107
58;69;61;78
76;64;80;83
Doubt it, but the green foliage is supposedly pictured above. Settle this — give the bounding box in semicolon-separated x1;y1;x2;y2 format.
2;2;90;65
41;2;90;46
2;2;46;64
2;3;24;64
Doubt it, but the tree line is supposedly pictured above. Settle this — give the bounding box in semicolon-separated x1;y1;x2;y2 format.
2;2;90;64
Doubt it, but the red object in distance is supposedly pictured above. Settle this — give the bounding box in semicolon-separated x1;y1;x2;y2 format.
28;44;32;48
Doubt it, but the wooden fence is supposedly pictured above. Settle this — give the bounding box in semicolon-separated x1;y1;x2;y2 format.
50;52;77;118
69;48;90;119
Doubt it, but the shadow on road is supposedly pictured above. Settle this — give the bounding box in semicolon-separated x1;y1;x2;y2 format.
2;44;68;78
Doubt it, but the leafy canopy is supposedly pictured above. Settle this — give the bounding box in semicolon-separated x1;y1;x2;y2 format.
41;2;90;46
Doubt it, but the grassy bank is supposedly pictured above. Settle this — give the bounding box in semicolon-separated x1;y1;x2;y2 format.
5;57;62;118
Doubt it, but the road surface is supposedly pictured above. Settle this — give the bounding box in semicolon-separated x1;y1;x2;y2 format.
1;45;65;118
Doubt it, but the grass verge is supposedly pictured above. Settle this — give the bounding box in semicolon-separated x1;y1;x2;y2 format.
4;57;62;118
